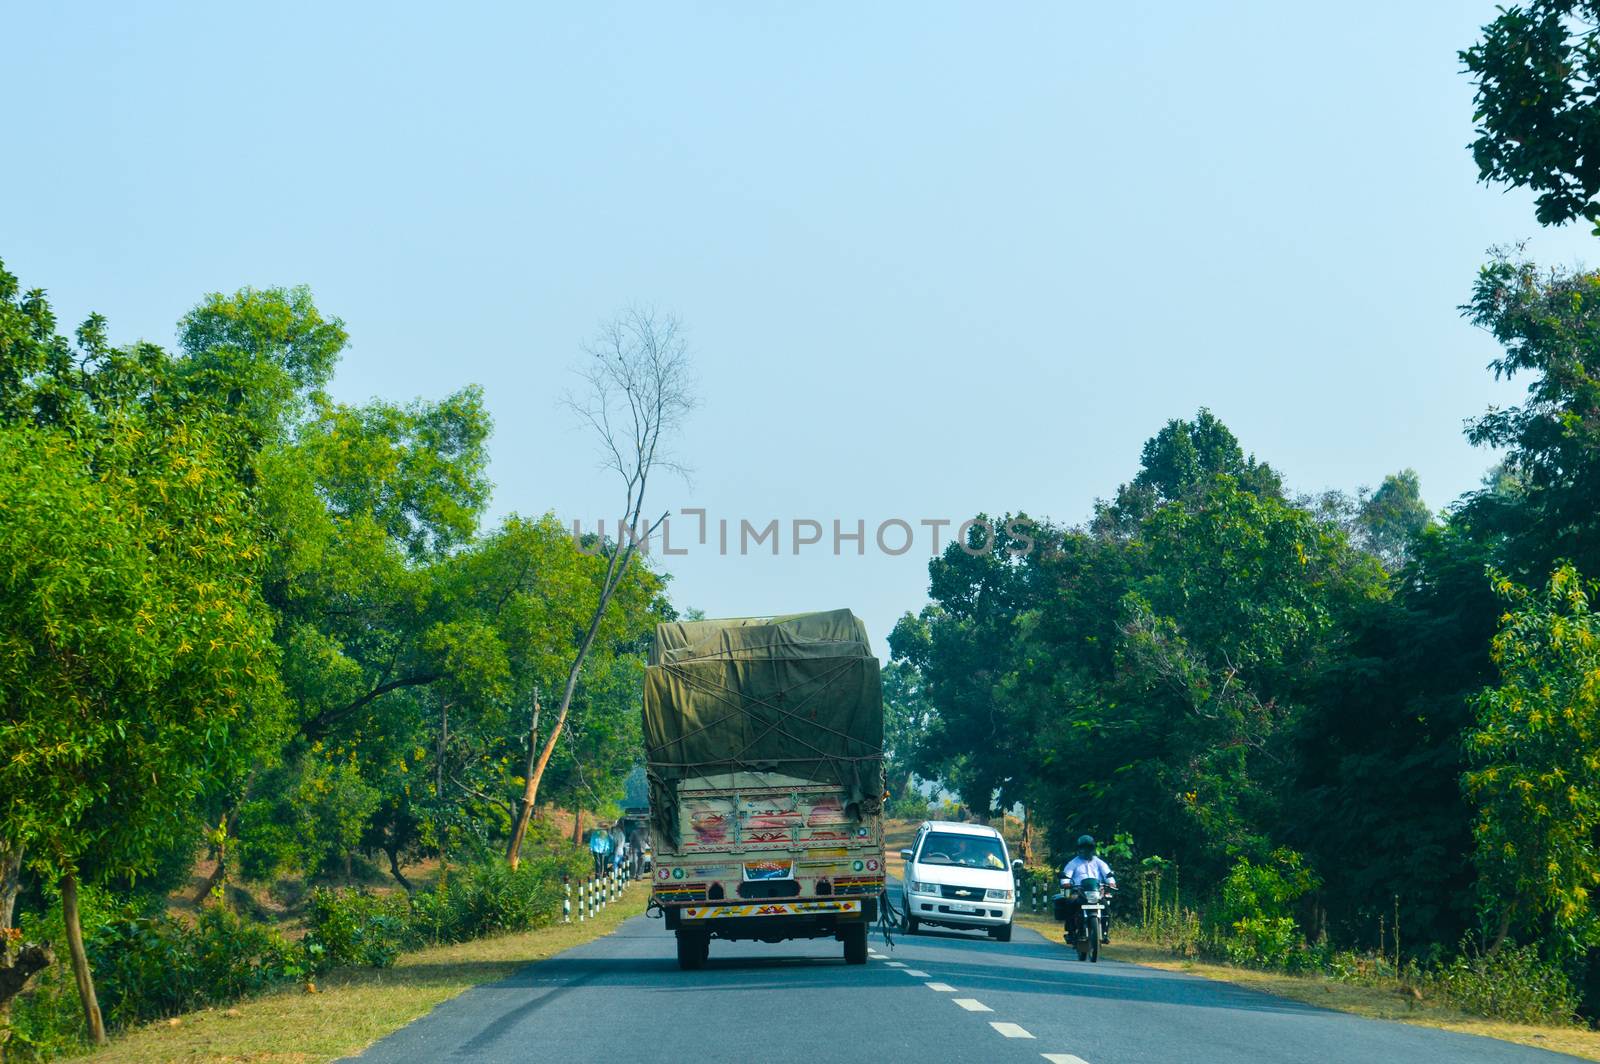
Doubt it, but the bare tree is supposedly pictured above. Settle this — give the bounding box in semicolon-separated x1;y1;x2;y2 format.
506;307;696;867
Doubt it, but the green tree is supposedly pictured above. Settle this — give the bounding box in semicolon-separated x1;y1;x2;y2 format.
881;660;934;803
1462;254;1600;580
1356;469;1432;570
0;268;284;1042
1465;564;1600;954
1464;1;1600;231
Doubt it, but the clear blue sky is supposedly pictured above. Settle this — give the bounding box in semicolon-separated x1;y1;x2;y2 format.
4;3;1596;650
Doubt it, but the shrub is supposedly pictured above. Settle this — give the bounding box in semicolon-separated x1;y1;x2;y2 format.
303;888;408;971
1222;915;1301;968
409;857;573;946
1426;940;1580;1026
5;893;306;1060
1206;850;1319;968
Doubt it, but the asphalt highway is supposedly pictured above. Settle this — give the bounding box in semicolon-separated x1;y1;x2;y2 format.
350;903;1584;1063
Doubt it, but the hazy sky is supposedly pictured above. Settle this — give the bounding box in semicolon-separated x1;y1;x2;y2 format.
5;3;1597;650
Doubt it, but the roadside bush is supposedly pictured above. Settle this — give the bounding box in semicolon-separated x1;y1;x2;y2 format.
5;893;306;1060
1426;941;1580;1026
886;794;933;820
1205;850;1319;968
303;888;408;971
1221;915;1301;968
308;852;592;960
407;856;578;946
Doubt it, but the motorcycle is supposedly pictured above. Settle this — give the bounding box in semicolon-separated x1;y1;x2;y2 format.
1053;876;1109;962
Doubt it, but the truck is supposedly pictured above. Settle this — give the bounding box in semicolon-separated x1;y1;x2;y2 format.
642;609;885;970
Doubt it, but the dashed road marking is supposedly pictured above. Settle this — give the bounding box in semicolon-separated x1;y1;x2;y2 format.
990;1022;1034;1039
925;982;957;991
1040;1055;1090;1064
901;968;931;977
952;998;992;1012
886;961;906;968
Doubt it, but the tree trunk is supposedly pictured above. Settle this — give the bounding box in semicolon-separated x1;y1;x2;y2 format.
0;846;23;929
191;816;232;907
571;806;584;846
507;576;624;869
191;860;226;909
504;688;541;865
436;700;449;797
386;843;413;894
59;875;105;1046
1488;903;1514;955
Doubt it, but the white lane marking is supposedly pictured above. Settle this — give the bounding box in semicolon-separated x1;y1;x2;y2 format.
991;1022;1035;1039
1041;1055;1090;1064
886;961;906;968
925;981;957;991
952;998;992;1012
901;968;931;977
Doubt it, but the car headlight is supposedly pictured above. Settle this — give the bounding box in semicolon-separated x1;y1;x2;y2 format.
911;881;937;894
984;888;1012;901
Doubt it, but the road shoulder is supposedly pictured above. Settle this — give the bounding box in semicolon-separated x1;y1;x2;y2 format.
80;885;648;1064
1014;914;1600;1062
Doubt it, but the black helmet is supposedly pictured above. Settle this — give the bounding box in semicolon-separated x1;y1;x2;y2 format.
1075;834;1096;858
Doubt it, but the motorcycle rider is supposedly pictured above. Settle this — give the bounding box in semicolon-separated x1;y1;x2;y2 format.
1061;834;1116;944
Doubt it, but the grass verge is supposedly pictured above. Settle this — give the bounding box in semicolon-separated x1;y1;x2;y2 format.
1014;913;1600;1062
81;884;648;1064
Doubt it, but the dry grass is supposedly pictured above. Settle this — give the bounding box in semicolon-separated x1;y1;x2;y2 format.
81;885;648;1064
1014;914;1600;1062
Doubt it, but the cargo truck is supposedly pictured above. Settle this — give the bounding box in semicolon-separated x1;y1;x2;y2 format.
642;610;885;970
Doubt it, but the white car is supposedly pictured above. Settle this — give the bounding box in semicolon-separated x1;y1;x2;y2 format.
899;820;1020;941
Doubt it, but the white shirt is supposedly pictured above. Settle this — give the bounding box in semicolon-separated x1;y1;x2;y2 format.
1061;855;1116;888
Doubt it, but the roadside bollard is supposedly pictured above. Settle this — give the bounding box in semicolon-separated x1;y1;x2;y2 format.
563;879;571;923
589;878;597;919
577;880;586;922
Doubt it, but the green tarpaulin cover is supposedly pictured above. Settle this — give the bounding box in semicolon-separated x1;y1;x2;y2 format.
643;609;884;847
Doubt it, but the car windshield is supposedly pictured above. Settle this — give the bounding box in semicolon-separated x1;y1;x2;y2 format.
916;832;1007;870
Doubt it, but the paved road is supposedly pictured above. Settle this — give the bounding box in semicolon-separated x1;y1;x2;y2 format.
351;910;1584;1064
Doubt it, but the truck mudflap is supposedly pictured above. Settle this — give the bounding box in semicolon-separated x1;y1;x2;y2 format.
679;899;861;920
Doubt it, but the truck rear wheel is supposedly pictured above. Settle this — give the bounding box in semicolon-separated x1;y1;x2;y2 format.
675;930;708;970
842;922;868;964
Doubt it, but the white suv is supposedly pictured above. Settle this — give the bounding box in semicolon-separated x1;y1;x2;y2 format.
899;820;1019;941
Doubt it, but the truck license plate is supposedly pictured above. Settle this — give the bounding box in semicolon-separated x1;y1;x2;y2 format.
946;904;979;914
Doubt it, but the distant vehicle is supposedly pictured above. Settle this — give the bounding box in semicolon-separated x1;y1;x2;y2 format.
900;820;1021;941
643;610;885;970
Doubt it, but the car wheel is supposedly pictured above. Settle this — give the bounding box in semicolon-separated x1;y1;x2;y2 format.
989;921;1013;943
905;916;919;934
